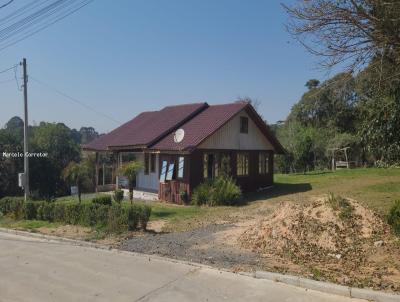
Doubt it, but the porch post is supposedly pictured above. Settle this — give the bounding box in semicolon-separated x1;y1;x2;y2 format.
95;152;99;193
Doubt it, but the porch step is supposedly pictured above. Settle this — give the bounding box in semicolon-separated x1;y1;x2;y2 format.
122;189;158;201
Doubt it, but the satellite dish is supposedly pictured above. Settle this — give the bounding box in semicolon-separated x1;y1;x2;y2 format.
174;129;185;143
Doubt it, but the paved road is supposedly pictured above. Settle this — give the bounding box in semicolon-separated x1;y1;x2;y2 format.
0;232;364;302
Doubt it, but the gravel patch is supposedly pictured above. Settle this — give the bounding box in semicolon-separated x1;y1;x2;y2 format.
119;223;261;270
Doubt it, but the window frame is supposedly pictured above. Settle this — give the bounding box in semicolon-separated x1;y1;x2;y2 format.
177;156;185;179
159;160;168;183
240;116;249;134
166;162;175;181
258;152;269;175
236;152;249;176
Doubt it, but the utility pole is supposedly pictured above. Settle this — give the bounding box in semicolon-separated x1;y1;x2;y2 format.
21;58;29;201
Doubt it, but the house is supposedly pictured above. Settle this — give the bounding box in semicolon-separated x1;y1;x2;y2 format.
82;101;284;203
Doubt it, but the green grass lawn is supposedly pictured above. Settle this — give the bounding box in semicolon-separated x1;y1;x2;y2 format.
273;168;400;215
0;216;60;231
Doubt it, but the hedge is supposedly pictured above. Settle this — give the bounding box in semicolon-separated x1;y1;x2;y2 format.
0;197;151;233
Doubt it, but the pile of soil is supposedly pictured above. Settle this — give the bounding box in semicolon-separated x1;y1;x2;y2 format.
240;196;400;291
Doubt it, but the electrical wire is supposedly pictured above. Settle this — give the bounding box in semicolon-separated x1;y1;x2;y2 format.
30;75;122;125
0;0;14;10
0;63;17;74
0;0;94;51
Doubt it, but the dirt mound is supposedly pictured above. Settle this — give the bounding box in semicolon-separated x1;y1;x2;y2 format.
240;195;400;291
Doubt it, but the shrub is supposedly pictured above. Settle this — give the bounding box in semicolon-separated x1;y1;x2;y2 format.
64;203;82;225
24;201;39;220
139;204;152;230
211;177;242;206
37;202;56;222
126;205;140;231
191;177;242;206
0;197;25;219
107;205;127;233
388;200;400;236
191;182;212;206
53;203;66;222
0;196;152;233
94;205;109;227
113;189;124;204
92;195;112;206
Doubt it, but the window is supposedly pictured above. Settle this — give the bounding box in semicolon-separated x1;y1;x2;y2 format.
237;153;249;176
166;162;175;181
240;116;248;133
150;154;156;173
220;154;231;176
178;156;185;179
160;160;168;182
203;153;218;179
258;152;269;174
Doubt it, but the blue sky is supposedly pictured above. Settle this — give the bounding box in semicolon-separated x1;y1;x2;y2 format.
1;0;326;133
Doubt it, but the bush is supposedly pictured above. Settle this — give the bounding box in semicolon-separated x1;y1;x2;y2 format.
388;200;400;236
107;205;127;233
191;182;212;206
126;205;140;231
24;201;39;220
0;196;152;233
191;177;242;206
139;204;151;230
212;177;242;206
0;197;25;219
113;189;124;204
92;195;112;206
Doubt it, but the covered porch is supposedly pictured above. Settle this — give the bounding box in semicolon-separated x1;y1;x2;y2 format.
93;150;161;201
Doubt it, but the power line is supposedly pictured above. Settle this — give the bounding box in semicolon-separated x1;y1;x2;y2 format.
0;77;13;84
30;75;122;125
0;63;17;73
0;0;14;10
0;0;94;51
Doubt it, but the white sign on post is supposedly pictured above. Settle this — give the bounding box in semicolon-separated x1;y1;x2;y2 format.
18;173;25;188
71;186;78;196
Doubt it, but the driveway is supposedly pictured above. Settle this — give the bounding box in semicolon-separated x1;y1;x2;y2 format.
0;232;364;302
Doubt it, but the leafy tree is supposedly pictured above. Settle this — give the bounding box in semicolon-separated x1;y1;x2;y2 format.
79;127;99;144
29;122;80;198
305;79;320;90
117;161;142;204
62;161;90;203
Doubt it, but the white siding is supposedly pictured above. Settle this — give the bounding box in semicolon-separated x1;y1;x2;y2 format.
198;110;274;150
136;153;159;191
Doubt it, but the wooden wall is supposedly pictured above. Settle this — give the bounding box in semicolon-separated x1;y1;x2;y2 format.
158;149;274;203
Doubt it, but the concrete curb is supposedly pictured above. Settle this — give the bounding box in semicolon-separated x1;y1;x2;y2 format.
255;271;400;302
1;228;399;301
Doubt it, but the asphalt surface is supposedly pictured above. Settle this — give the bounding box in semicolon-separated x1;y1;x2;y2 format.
0;231;365;302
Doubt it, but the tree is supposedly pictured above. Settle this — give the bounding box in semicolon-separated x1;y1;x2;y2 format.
305;79;320;90
283;1;400;72
79;127;99;144
29;122;80;198
62;161;90;203
117;161;142;204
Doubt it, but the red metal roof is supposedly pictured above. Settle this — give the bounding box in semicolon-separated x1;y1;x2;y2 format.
83;101;285;154
83;102;208;151
150;102;248;151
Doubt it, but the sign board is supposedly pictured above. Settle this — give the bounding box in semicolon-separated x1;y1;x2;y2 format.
18;173;25;188
70;186;78;196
